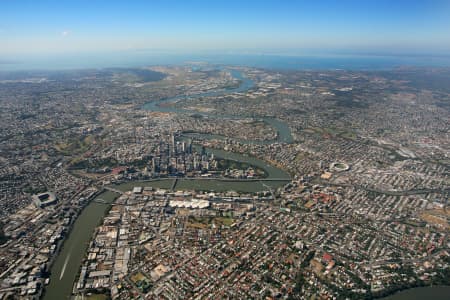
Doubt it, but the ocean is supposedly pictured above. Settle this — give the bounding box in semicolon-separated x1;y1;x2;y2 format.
1;52;450;72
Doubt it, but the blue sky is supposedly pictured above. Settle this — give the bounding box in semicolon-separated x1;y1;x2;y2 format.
1;0;450;56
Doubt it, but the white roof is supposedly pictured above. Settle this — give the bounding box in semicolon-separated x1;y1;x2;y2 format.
132;187;143;193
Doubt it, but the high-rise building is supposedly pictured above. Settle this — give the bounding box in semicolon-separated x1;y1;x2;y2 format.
187;138;193;154
170;134;176;155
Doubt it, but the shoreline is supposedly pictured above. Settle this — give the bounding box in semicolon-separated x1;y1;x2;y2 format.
378;285;450;299
41;189;120;300
40;189;105;299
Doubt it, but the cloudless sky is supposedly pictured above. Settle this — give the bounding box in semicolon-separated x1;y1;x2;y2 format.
1;0;450;56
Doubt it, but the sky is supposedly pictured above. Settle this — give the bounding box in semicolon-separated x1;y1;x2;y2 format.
1;0;450;57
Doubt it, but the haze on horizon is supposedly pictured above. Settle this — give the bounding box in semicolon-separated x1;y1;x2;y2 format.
1;0;450;57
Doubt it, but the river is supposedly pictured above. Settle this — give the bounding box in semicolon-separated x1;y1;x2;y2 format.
142;69;294;144
114;145;290;193
181;116;293;145
43;160;288;299
140;68;450;300
43;191;120;300
380;286;450;300
44;68;448;300
142;69;254;114
44;69;292;299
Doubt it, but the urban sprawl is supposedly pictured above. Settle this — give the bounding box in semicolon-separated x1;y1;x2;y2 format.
0;65;449;299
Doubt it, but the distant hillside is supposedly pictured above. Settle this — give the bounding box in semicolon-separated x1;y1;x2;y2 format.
108;68;167;82
0;67;166;83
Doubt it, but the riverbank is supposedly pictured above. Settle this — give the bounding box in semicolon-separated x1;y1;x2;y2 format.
112;177;290;194
380;285;450;300
143;68;294;145
109;143;291;194
180;115;294;145
43;68;292;299
43;190;120;300
43;145;291;299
